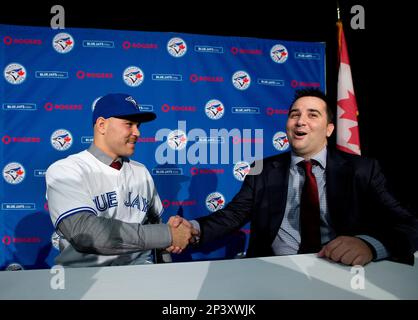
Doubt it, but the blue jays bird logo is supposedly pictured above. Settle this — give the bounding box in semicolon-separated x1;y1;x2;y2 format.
272;131;289;151
233;161;251;181
205;99;225;120
51;129;73;151
232;71;251;90
53;33;75;54
270;44;288;63
167;37;187;57
3;162;25;184
125;96;140;109
123;66;144;87
6;263;24;271
4;63;27;84
205;192;225;212
167;130;188;150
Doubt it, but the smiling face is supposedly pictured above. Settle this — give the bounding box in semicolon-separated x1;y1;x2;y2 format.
286;96;334;159
94;117;140;159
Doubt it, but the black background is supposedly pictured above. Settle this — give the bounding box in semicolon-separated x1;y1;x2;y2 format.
1;1;416;213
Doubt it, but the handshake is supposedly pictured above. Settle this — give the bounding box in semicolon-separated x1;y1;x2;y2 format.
166;215;200;254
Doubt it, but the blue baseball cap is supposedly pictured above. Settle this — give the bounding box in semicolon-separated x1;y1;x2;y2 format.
92;93;156;125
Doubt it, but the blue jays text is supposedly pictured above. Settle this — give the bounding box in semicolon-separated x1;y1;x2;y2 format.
93;191;150;212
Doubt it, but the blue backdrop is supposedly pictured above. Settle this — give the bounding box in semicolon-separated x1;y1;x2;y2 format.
0;24;325;270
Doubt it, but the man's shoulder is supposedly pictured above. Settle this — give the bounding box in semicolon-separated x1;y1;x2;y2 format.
126;159;151;175
329;148;378;169
258;152;290;166
127;159;146;169
249;152;290;175
46;150;90;174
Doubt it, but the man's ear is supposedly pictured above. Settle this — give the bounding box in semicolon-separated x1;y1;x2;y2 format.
326;123;335;138
95;117;107;134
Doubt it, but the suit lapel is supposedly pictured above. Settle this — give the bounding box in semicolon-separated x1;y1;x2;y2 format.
267;153;290;242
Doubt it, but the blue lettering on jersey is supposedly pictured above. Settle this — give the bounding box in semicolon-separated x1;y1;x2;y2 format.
93;191;117;212
124;192;150;213
93;191;150;213
94;194;108;211
129;193;140;209
142;196;150;212
107;191;118;208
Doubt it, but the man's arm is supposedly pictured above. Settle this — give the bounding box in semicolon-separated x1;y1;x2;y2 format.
195;172;256;244
47;161;194;256
319;158;417;266
58;212;193;255
366;159;418;263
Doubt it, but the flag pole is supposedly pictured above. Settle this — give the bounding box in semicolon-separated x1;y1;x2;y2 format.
336;1;342;62
336;0;341;21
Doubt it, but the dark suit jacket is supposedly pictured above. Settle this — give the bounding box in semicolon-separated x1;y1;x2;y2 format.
197;148;418;264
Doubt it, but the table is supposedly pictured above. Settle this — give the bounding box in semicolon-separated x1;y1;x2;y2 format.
1;253;417;299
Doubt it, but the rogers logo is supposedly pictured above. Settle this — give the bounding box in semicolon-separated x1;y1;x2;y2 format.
161;199;196;208
137;137;156;143
44;102;83;111
3;36;12;45
162;199;170;208
76;71;85;79
266;107;288;116
2;235;11;245
3;36;42;46
2;236;41;245
122;41;158;50
189;74;224;83
2;135;11;144
291;80;321;88
190;167;224;176
2;135;40;144
230;47;262;55
76;70;113;79
13;237;41;244
161;104;196;113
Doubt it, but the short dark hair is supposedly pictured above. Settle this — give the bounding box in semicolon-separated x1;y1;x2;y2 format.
290;88;334;123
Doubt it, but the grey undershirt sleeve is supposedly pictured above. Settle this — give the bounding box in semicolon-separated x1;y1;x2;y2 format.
57;212;172;255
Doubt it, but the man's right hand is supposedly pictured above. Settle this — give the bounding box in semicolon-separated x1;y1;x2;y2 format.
167;216;199;253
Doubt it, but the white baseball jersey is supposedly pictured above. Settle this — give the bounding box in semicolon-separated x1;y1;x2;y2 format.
46;150;163;266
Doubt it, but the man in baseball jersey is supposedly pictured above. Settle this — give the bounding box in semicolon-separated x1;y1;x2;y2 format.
46;93;196;267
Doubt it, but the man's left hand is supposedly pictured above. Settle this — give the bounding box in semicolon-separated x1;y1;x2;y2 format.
317;236;373;266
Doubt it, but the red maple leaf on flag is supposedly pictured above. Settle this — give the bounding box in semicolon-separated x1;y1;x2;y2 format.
338;91;358;122
348;125;360;146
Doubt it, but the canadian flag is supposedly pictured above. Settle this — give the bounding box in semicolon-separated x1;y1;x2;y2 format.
336;20;361;155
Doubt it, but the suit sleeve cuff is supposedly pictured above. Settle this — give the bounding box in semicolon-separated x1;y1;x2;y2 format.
142;224;172;249
190;220;201;244
356;234;390;261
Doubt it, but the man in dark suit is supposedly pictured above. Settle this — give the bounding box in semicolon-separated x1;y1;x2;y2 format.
169;88;417;266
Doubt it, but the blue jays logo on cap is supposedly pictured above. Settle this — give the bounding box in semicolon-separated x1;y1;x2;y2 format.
92;93;156;125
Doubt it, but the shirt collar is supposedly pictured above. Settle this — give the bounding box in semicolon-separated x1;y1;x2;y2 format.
290;146;327;169
87;143;128;166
